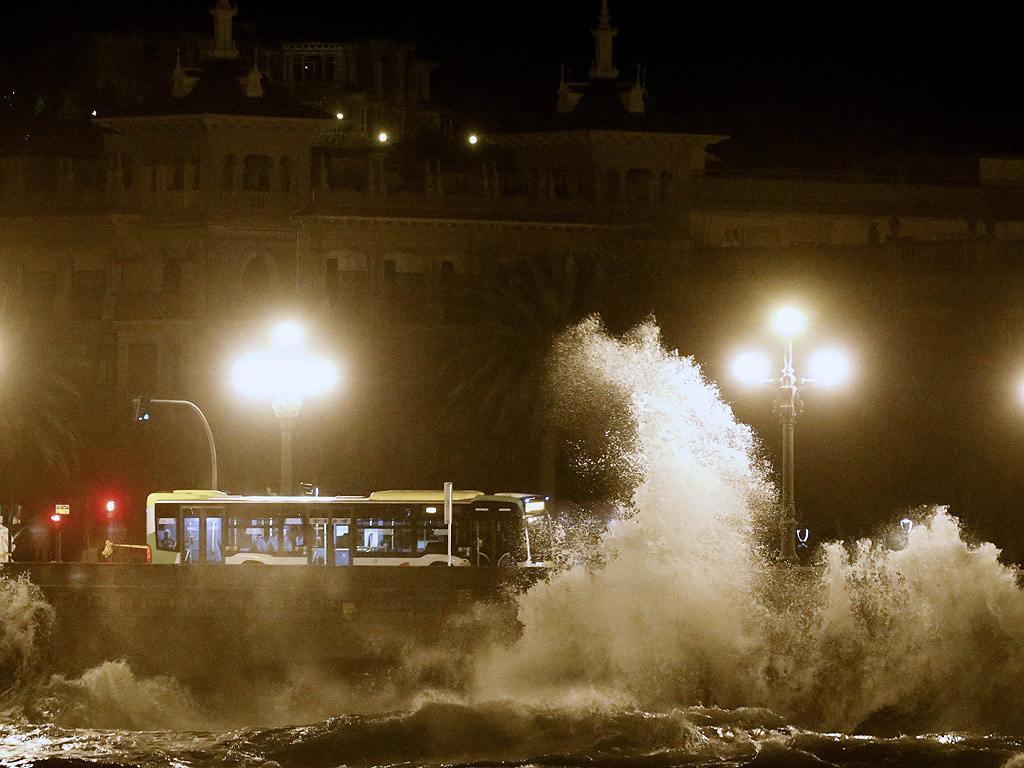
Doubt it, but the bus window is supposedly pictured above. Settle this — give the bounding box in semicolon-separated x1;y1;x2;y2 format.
333;519;350;565
417;519;448;555
226;517;275;554
183;516;200;563
283;517;306;555
358;515;414;555
311;518;328;564
206;516;223;562
156;518;178;551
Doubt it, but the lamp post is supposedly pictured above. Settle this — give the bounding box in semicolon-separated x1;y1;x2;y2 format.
232;321;338;495
733;307;850;562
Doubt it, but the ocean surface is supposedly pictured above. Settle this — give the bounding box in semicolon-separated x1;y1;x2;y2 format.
5;703;1024;768
6;318;1024;767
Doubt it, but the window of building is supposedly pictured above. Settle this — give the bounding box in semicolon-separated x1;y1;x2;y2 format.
24;270;57;302
122;260;162;293
222;154;235;191
658;171;674;208
325;257;340;295
125;342;158;394
605;169;620;204
280;157;292;192
169;164;184;191
71;269;106;304
164;341;183;391
242;155;271;191
625;169;652;206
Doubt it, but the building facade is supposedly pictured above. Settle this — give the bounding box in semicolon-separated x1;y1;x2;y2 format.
3;1;1024;556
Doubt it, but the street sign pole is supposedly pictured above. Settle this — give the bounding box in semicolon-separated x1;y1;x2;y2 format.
444;482;453;566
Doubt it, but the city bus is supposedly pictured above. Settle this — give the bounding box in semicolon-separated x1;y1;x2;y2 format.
145;489;552;567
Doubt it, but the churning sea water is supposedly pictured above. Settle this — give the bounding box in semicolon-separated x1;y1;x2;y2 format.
6;317;1024;767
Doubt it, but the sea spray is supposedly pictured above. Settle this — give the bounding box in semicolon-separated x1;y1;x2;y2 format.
0;571;216;730
773;509;1024;733
473;318;778;709
473;317;1024;736
0;572;54;704
36;660;213;730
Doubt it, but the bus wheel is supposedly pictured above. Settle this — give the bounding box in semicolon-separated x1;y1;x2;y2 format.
429;561;448;567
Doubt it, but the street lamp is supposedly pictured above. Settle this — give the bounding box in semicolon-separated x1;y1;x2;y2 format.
733;306;850;562
232;321;338;495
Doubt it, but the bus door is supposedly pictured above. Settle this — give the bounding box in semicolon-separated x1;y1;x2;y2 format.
467;506;507;566
311;518;328;564
182;506;223;563
206;515;223;562
332;518;351;565
183;513;200;563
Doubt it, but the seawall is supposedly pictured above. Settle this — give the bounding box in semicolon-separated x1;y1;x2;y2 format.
1;563;544;689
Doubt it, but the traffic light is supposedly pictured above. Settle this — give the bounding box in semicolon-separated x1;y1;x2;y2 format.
132;396;151;421
49;513;61;523
105;500;116;519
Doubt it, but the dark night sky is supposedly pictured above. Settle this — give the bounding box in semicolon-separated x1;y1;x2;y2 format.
6;1;1024;157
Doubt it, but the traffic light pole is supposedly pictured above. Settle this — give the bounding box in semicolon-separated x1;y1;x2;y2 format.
134;397;218;489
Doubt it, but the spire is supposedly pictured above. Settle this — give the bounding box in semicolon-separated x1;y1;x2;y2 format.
588;0;618;80
243;49;264;98
172;48;198;98
211;0;239;60
556;63;577;113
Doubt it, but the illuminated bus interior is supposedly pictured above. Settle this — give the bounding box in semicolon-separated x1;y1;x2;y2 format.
147;491;549;567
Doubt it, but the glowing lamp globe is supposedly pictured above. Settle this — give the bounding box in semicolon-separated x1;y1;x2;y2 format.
807;349;850;386
271;321;304;350
772;307;806;338
732;351;772;385
232;352;338;408
232;323;339;416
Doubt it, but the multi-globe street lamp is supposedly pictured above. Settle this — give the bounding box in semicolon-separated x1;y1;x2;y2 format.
232;321;338;495
732;307;850;561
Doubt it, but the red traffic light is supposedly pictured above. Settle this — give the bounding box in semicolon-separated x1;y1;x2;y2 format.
105;500;116;518
50;513;61;523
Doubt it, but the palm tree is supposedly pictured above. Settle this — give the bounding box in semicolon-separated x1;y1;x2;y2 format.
0;300;84;506
444;254;594;493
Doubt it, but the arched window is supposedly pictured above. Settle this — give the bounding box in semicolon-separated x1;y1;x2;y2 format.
625;169;653;207
243;155;272;191
169;164;184;191
222;154;235;191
